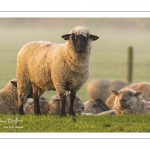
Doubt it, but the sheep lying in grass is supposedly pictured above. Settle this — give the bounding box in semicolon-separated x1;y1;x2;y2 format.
17;26;99;116
0;78;45;114
87;78;129;102
106;82;150;109
48;93;84;115
24;98;49;115
0;78;18;114
111;88;150;114
82;98;110;114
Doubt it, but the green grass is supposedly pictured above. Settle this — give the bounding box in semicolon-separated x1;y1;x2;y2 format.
0;114;150;132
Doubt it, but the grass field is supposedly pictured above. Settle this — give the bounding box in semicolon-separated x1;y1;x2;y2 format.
0;114;150;132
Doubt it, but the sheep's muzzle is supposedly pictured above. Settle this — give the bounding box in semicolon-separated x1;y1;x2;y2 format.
72;34;88;53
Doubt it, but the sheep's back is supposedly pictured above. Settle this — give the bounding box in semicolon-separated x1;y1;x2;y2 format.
17;41;63;91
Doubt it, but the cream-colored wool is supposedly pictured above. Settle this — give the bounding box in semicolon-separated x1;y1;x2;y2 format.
87;78;129;102
0;78;18;114
17;26;95;111
106;82;150;109
112;88;150;114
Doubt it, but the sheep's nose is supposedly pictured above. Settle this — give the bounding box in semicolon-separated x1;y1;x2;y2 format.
120;99;126;105
81;105;84;111
77;44;84;50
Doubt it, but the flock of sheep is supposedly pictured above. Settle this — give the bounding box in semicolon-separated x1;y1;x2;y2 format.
1;26;150;116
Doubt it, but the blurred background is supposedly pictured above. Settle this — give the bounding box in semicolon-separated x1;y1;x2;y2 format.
0;18;150;101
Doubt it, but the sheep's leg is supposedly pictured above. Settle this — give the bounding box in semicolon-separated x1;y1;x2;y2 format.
18;89;26;115
18;96;24;115
33;93;41;115
32;85;43;115
68;90;76;116
59;93;67;117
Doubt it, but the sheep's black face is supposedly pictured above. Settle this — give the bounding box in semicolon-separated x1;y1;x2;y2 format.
62;31;99;53
71;34;88;53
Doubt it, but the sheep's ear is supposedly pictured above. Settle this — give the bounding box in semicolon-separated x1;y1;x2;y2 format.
92;102;97;107
11;80;17;87
110;89;119;96
134;91;143;97
62;34;71;40
89;34;99;41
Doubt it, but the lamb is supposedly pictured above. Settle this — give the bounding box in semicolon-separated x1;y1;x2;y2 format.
0;78;18;114
82;98;110;114
87;78;129;102
48;93;84;115
16;26;99;116
111;88;150;114
106;82;150;109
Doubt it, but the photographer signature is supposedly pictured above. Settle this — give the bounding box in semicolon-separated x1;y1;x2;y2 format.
0;117;23;124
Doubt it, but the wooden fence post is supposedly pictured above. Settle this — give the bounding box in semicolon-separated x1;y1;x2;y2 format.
126;47;133;83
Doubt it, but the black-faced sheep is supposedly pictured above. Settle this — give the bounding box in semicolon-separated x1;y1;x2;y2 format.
82;99;110;114
111;88;150;114
17;26;99;116
87;78;129;102
48;93;84;115
106;82;150;109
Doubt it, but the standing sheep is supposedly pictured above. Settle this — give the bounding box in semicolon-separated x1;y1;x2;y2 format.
111;88;150;114
87;78;129;102
17;26;99;116
106;82;150;109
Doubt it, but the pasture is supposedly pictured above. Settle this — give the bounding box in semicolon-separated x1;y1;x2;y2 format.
1;18;150;133
0;114;150;132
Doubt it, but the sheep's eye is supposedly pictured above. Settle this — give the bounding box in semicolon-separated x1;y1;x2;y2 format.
128;92;134;97
71;33;75;39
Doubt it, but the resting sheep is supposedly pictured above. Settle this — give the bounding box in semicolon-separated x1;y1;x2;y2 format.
106;82;150;109
87;78;129;102
17;26;99;116
111;88;150;114
24;93;84;115
0;78;45;114
24;98;49;115
48;93;84;115
82;99;110;114
0;78;18;114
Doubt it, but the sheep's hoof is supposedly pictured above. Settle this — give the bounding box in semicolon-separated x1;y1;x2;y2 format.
68;110;76;116
18;105;25;115
69;112;76;116
60;112;67;117
34;112;41;115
